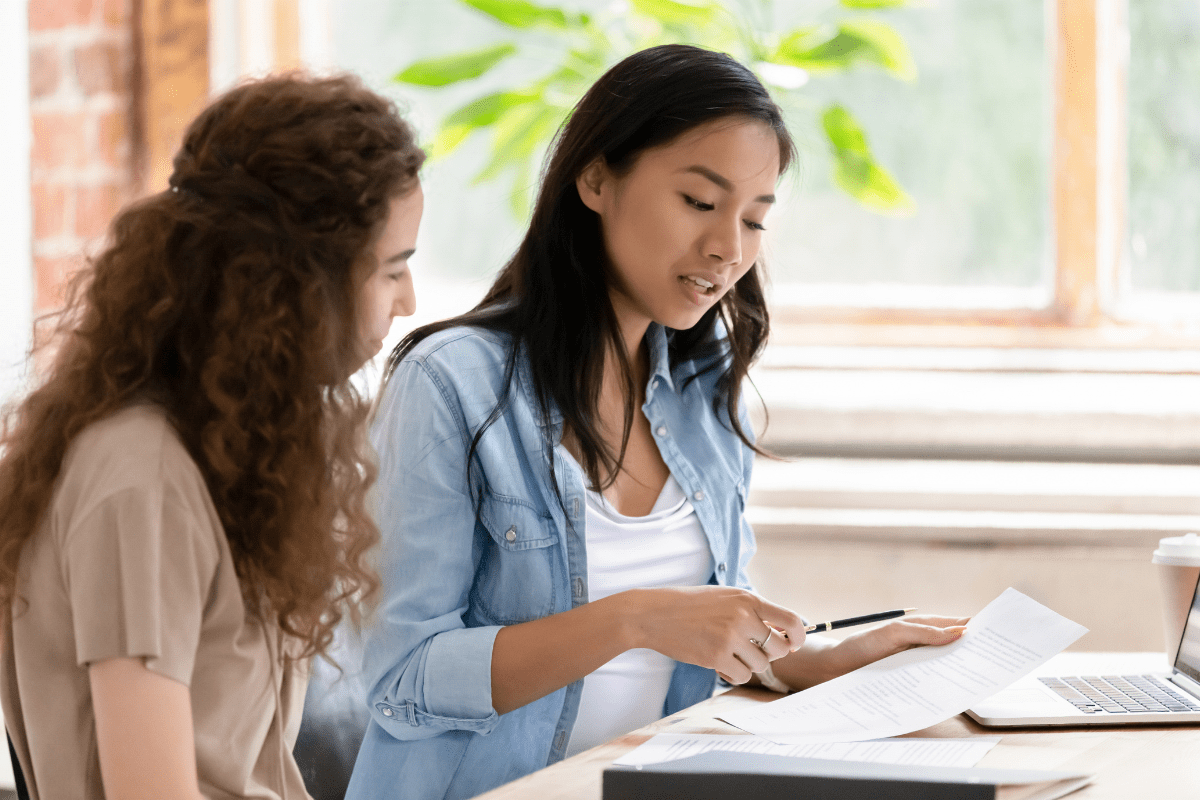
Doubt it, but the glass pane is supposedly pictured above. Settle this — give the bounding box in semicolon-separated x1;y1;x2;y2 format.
768;0;1049;290
330;0;1049;294
1128;1;1200;293
332;1;539;283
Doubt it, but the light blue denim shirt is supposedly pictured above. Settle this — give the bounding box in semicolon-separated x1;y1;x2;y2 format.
345;322;758;800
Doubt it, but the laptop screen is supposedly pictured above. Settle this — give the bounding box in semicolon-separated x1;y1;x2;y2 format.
1175;572;1200;684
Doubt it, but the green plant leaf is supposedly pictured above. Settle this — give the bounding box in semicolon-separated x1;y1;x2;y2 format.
474;102;564;184
393;43;517;87
840;19;916;79
773;19;916;80
822;105;913;213
629;0;720;27
840;0;912;9
432;91;539;158
821;105;869;156
508;159;533;219
462;0;572;29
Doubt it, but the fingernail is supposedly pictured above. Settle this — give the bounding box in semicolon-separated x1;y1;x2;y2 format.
946;626;968;636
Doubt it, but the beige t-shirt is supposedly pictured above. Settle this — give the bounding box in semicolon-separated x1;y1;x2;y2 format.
0;404;312;799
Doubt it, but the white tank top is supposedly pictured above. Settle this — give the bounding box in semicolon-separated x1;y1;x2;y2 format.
563;471;713;757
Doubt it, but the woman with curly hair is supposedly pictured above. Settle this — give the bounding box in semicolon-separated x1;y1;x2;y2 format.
0;73;424;799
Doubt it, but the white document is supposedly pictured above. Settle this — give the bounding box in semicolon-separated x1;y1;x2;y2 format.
719;588;1088;744
614;733;1000;768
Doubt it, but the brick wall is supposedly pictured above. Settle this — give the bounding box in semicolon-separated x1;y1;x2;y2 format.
28;0;137;312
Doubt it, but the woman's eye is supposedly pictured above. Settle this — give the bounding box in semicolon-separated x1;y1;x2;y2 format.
744;219;767;232
683;194;715;211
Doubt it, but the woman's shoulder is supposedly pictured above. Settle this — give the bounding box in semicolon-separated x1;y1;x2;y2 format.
68;404;186;475
399;324;514;377
57;403;207;522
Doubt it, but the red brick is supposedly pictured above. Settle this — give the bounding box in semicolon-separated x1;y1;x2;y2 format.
96;109;130;169
29;44;60;99
31;111;90;171
28;0;95;30
74;40;127;95
34;254;85;312
31;183;68;239
75;183;124;239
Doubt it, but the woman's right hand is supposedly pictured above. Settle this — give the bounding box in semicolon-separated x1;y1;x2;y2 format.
618;586;806;684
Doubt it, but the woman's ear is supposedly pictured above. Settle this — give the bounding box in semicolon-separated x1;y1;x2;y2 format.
575;158;608;213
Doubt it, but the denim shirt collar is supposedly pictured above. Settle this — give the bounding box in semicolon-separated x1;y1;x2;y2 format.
523;323;676;436
644;323;676;397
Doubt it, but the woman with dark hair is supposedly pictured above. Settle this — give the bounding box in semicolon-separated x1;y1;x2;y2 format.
348;45;965;799
0;73;424;799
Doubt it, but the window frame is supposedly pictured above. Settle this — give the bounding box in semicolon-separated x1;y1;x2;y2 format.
772;0;1199;350
145;0;1195;350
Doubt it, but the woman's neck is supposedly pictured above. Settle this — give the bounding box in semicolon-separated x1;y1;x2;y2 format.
609;291;652;379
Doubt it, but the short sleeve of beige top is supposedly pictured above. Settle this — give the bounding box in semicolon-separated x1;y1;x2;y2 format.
0;404;312;800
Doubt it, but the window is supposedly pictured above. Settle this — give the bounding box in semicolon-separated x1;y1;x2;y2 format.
1128;1;1200;296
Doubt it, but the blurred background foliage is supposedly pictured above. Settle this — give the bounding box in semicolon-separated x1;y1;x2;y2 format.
334;0;1049;289
393;0;920;219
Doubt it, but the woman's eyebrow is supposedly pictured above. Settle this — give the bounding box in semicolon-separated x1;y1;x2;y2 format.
385;248;416;264
681;165;776;204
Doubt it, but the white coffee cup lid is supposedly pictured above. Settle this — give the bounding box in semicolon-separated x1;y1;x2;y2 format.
1153;532;1200;565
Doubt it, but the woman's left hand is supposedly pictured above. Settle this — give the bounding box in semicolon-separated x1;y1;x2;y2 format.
770;615;970;692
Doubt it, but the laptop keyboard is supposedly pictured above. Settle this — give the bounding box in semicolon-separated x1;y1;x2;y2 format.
1039;675;1200;714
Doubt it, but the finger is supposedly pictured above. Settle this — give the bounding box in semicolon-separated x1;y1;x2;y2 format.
755;624;792;661
722;654;755;685
902;615;971;628
734;638;770;675
751;599;807;652
887;620;967;647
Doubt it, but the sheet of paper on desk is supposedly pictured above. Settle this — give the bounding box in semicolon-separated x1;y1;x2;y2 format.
718;588;1087;744
613;733;1001;768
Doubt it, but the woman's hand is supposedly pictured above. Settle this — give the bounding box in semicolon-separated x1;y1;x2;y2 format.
620;586;807;684
771;614;970;692
491;586;805;713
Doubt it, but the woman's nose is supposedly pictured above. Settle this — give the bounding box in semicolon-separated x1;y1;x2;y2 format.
394;289;416;318
704;216;742;267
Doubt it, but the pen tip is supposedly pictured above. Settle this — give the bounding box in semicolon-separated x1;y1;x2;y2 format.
903;608;918;613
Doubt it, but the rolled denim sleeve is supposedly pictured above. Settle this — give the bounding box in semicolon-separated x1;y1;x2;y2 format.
362;356;502;739
735;395;758;592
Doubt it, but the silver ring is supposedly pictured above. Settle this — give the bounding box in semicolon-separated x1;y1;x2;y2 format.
761;627;776;649
749;637;763;649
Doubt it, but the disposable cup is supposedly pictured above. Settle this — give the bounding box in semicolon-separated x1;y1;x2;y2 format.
1152;532;1200;664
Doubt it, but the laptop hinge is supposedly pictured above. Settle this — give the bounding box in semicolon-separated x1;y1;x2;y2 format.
1170;670;1200;699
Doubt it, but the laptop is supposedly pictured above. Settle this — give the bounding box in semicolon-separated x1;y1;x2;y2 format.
966;575;1200;727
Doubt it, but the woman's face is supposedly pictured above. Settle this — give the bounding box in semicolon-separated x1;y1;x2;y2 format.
356;185;423;364
576;117;781;334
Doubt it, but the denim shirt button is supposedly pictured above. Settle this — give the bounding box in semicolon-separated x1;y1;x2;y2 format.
656;426;668;437
693;490;705;501
717;562;727;573
382;707;394;717
573;576;586;600
505;526;517;542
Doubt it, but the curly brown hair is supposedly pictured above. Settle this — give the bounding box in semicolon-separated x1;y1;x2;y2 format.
0;73;424;659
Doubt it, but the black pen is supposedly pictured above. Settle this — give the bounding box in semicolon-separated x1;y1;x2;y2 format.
804;608;918;634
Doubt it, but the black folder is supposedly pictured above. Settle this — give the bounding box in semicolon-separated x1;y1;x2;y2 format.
603;752;1092;800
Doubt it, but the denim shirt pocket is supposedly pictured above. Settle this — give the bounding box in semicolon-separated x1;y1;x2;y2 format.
471;494;561;626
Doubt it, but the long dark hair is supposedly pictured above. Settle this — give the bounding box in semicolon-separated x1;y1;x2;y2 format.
386;44;794;497
0;73;424;658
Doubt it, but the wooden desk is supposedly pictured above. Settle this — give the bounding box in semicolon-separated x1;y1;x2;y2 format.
476;653;1200;800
